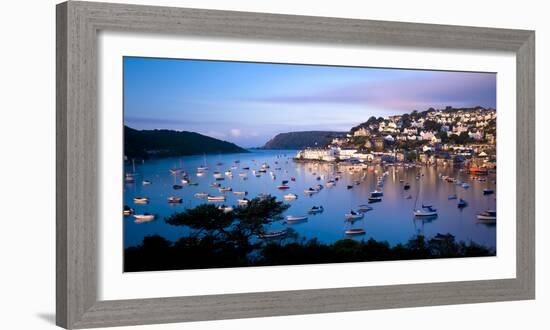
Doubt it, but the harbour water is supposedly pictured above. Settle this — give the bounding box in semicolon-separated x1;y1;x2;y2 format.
123;150;496;250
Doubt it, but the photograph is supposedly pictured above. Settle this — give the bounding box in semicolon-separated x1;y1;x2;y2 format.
122;56;497;272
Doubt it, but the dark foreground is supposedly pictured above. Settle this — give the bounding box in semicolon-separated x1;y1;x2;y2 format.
125;234;494;272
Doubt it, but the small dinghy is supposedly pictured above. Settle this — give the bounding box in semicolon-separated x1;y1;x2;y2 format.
237;198;249;205
172;184;183;190
345;211;364;220
483;189;494;195
477;210;496;222
194;192;208;198
277;184;290;190
286;215;308;223
345;228;366;236
123;205;134;216
218;187;233;192
207;195;226;202
308;206;324;214
357;205;373;212
142;180;152;185
218;205;234;213
167;196;183;203
210;182;221;188
370;190;384;197
133;213;155;223
233;191;248;196
404;183;411;190
448;194;457;200
457;198;468;208
283;193;298;200
304;188;318;195
258;230;287;239
133;197;149;204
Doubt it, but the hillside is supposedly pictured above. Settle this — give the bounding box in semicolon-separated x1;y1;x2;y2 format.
262;131;346;150
124;126;248;159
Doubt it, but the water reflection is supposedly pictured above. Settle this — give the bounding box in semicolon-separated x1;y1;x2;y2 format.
123;150;496;249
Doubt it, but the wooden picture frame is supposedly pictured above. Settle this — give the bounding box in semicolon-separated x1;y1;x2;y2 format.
56;1;535;328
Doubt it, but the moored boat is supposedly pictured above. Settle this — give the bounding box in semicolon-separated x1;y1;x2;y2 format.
283;193;298;200
477;210;496;221
345;211;364;220
308;206;324;214
304;188;318;195
468;166;488;174
133;213;155;222
457;198;468;208
286;215;308;223
483;189;494;195
194;192;208;198
207;195;226;202
413;206;438;217
237;198;249;205
123;205;134;216
345;228;366;235
368;196;382;203
133;197;149;204
218;205;234;213
370;190;384;197
258;230;287;239
167;196;183;203
357;205;373;212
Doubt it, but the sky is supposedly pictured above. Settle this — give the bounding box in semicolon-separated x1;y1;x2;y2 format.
123;57;496;148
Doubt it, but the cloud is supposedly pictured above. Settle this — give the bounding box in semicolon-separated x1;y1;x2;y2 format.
254;71;496;111
230;128;241;137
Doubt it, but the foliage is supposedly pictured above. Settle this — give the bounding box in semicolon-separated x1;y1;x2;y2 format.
124;232;495;272
262;131;346;149
124;126;248;159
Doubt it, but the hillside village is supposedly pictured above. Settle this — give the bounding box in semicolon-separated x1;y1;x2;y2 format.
295;107;496;169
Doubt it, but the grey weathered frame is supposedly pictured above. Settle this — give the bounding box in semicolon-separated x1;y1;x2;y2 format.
56;1;535;328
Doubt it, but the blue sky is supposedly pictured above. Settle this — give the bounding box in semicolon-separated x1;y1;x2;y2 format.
124;57;496;148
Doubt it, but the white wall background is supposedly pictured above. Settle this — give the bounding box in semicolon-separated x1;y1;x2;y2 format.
0;0;547;329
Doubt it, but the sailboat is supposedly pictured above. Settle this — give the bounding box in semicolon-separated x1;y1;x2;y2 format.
413;181;438;217
124;159;137;183
169;159;185;175
196;153;209;173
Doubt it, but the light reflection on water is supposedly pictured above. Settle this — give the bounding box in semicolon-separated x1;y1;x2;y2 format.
123;150;496;249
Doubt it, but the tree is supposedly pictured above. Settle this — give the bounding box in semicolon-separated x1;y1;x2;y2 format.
423;120;442;132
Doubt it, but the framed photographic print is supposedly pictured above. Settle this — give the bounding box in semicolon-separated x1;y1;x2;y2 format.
56;1;535;328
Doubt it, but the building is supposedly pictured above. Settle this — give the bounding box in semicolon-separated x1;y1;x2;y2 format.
353;127;370;137
337;148;358;160
295;148;336;162
373;137;385;151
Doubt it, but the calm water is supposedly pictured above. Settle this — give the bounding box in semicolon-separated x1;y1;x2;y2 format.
123;150;496;249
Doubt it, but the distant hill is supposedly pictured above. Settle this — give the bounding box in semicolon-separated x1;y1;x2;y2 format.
262;131;346;150
124;126;248;159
